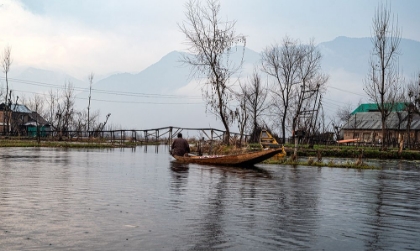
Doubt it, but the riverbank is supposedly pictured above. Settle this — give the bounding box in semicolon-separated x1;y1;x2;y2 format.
2;139;418;169
264;156;376;169
0;139;151;148
285;144;420;160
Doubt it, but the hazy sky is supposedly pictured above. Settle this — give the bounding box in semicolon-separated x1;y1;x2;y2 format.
1;0;419;79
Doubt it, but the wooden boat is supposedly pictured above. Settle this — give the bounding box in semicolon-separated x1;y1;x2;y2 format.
171;148;285;167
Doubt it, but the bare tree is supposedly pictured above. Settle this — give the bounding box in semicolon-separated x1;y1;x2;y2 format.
241;70;269;142
9;94;21;136
53;82;75;139
46;89;58;133
337;103;354;123
74;110;87;137
262;37;301;143
95;113;111;137
292;41;327;136
407;72;420;112
2;46;12;135
179;0;246;144
363;2;401;148
262;37;327;151
62;81;75;135
235;86;250;145
33;94;43;143
87;72;94;133
0;83;4;105
405;72;420;148
25;94;45;114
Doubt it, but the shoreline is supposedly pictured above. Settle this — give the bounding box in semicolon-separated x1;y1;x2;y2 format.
2;140;418;169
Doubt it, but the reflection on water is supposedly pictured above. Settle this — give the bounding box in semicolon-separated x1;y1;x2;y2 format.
1;147;419;250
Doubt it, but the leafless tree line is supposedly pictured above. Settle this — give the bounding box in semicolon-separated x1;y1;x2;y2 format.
328;3;420;149
180;0;418;150
0;64;111;138
180;0;328;146
261;37;328;145
231;37;329;147
20;81;111;138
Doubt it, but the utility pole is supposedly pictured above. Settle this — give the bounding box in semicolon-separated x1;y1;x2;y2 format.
292;87;319;160
87;73;94;136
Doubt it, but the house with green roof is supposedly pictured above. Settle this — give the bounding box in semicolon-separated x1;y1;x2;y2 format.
351;103;409;115
342;103;420;146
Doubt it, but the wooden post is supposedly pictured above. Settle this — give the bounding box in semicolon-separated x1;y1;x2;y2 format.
169;127;173;146
210;129;214;154
293;136;298;160
145;130;148;144
168;127;172;153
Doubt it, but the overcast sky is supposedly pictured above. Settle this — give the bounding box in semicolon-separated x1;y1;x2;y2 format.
1;0;419;80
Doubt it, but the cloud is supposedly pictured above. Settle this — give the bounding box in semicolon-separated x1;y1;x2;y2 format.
1;0;419;82
0;0;184;79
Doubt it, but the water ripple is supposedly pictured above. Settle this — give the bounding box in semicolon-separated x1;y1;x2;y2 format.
1;147;419;250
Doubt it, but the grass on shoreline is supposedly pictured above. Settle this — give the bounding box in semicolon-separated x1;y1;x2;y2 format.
207;143;378;169
282;143;420;160
263;157;377;169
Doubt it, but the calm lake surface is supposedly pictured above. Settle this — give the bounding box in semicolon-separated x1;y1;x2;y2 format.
1;146;419;251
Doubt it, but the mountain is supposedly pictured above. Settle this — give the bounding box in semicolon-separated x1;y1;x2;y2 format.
6;37;420;129
318;36;372;74
80;47;262;129
319;36;420;75
94;51;192;95
9;67;86;94
318;36;420;114
94;47;261;95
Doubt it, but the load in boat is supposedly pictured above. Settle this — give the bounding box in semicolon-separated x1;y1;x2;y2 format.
171;147;286;167
171;128;286;166
259;129;285;160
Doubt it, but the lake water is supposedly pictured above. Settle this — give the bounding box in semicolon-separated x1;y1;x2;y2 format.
1;146;419;251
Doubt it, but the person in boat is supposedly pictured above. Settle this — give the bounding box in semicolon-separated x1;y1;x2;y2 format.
171;133;190;156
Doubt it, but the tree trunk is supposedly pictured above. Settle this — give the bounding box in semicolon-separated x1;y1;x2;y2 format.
381;118;386;149
219;104;230;145
293;136;298;159
398;133;403;155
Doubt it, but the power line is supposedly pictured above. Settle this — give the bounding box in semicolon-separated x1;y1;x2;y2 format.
0;76;202;100
328;86;367;97
322;99;343;108
8;88;205;105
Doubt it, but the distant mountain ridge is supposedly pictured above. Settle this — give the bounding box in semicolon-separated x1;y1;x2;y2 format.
7;36;420;128
94;47;262;95
318;36;420;75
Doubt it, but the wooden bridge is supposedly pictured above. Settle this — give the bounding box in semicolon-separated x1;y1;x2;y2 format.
47;126;249;146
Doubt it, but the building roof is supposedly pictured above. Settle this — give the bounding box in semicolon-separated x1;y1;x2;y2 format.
0;103;33;113
11;104;33;113
342;111;409;130
351;103;409;115
28;112;49;125
344;112;420;131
